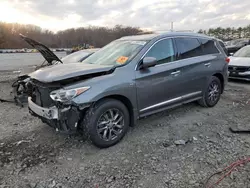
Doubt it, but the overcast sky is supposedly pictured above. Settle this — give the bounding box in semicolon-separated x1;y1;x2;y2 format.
1;0;250;32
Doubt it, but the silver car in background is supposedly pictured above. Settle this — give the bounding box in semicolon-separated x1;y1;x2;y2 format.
228;45;250;81
61;48;99;64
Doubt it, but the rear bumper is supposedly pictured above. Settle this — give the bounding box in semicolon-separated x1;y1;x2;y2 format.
28;97;59;119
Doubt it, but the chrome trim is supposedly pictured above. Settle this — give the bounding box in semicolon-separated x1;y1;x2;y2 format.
171;70;181;75
229;77;250;81
140;91;202;112
204;63;211;67
135;36;221;71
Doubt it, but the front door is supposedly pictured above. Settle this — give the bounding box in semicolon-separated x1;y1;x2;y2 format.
135;38;187;116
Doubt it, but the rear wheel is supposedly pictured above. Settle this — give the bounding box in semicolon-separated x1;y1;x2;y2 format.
82;99;130;148
198;76;221;107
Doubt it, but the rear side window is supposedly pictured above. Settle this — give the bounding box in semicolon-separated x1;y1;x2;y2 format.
199;38;220;55
145;39;175;65
175;38;203;60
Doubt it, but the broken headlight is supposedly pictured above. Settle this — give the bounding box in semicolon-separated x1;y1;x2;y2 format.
50;86;90;102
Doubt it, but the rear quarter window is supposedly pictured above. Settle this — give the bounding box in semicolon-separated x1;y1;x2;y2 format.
175;38;203;60
199;38;220;55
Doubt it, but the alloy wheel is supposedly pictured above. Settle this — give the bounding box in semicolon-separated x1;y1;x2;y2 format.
97;108;124;141
208;81;220;104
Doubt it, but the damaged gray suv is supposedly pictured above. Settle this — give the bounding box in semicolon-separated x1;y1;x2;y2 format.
27;32;229;148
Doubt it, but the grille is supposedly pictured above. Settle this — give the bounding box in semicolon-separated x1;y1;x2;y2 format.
30;80;60;107
228;66;249;72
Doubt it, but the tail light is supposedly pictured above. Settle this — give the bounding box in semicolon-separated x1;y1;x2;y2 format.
225;57;230;63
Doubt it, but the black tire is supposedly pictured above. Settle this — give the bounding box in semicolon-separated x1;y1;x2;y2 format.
82;99;130;148
198;76;222;107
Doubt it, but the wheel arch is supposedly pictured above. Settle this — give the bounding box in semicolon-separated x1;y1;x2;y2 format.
95;94;136;127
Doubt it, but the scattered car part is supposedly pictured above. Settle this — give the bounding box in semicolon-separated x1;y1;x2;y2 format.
229;127;250;133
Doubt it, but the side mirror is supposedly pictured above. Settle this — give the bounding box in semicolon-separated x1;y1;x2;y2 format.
141;57;157;69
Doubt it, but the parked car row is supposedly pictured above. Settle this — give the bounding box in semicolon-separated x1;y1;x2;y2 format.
225;38;250;54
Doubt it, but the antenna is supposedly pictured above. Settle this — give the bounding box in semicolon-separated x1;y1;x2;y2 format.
170;22;174;31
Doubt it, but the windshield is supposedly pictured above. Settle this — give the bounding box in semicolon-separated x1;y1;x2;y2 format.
61;50;92;64
82;40;147;66
233;46;250;57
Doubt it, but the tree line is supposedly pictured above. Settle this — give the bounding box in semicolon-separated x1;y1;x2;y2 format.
198;25;250;41
0;22;142;49
1;21;250;49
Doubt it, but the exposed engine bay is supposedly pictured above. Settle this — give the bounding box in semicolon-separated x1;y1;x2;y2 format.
27;68;113;133
28;79;81;133
0;34;63;106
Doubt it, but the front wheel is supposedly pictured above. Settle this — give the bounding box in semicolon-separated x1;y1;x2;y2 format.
82;99;130;148
198;76;222;107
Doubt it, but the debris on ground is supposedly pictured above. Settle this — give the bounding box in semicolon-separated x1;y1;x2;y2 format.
1;72;250;187
193;137;198;141
174;140;186;145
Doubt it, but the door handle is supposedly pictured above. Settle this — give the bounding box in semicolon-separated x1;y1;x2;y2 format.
204;63;211;67
171;70;181;76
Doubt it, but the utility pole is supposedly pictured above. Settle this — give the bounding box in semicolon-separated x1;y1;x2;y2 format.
170;22;174;31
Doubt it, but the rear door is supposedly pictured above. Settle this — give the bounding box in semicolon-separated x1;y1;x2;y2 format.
135;38;187;116
174;37;208;95
199;38;223;80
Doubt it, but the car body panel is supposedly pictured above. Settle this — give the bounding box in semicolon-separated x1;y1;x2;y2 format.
20;34;62;65
29;63;114;83
135;60;188;113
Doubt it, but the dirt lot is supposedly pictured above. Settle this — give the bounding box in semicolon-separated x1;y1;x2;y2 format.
1;71;250;188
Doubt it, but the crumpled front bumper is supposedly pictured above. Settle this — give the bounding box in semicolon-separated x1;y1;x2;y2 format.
28;97;59;119
28;96;87;134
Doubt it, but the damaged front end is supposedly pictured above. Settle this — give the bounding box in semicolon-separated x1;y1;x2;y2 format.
5;34;63;107
28;79;91;134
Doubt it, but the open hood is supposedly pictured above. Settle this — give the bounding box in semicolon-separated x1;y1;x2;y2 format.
20;34;62;65
29;63;114;83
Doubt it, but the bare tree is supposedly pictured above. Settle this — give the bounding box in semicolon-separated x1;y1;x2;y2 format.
0;22;142;49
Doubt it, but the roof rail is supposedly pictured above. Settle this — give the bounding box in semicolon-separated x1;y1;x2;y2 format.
137;31;154;35
136;29;196;36
174;30;194;32
141;29;195;33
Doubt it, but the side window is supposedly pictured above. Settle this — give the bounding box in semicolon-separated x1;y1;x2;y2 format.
199;38;220;55
175;38;203;60
145;39;175;65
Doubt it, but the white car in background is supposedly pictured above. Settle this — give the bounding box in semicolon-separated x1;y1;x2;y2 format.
228;45;250;81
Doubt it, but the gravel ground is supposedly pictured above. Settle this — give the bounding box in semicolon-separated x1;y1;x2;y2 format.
1;72;250;188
